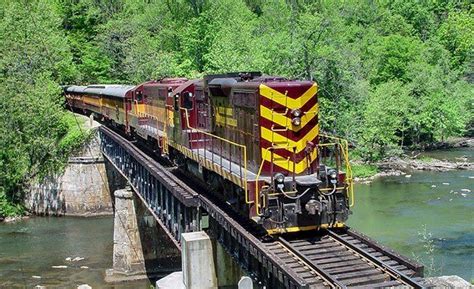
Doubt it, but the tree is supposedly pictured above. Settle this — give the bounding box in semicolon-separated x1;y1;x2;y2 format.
368;35;423;84
360;81;411;160
203;0;261;72
389;0;435;40
437;9;473;69
0;1;83;215
1;0;473;214
405;61;471;145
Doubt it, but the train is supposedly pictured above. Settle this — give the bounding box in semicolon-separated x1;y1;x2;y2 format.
64;72;354;234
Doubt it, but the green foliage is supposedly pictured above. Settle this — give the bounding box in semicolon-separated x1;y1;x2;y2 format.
351;164;379;179
0;1;87;217
368;35;423;84
49;1;472;155
361;81;411;160
437;9;474;68
203;0;262;72
58;112;92;155
0;189;25;217
417;156;436;162
0;0;473;216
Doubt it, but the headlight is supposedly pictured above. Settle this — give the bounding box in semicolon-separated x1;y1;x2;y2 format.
328;169;338;184
291;109;302;117
274;173;285;184
292;117;301;126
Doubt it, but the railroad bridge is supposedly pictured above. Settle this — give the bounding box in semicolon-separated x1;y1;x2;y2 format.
98;125;425;289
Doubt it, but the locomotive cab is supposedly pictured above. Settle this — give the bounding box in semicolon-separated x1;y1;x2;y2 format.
176;72;354;234
250;77;353;234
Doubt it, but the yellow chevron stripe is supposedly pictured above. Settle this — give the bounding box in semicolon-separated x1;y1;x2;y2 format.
260;103;319;132
260;123;319;153
259;83;317;109
261;147;318;174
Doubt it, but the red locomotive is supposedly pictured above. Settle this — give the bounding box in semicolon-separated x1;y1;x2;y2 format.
65;72;353;234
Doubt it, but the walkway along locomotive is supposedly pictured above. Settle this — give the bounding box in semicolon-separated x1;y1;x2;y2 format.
65;72;354;234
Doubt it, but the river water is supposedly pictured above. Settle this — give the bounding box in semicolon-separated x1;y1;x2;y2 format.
349;148;473;281
0;148;472;287
0;216;150;288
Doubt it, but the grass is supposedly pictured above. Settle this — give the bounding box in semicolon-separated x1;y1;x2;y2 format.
351;163;379;178
411;224;441;277
417;155;437;162
58;112;92;155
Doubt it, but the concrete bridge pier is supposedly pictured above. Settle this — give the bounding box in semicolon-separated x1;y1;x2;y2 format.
157;231;253;289
105;187;180;283
105;188;147;282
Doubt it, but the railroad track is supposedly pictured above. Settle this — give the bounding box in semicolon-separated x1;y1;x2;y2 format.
100;125;426;288
266;229;424;288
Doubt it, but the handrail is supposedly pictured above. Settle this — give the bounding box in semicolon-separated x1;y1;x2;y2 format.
254;148;270;215
320;134;354;207
255;135;355;216
179;107;248;198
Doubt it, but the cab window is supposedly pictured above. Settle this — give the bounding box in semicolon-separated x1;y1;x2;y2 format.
174;94;179;111
182;92;193;109
136;92;143;103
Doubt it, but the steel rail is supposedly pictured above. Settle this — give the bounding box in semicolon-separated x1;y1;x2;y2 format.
99;125;309;289
346;228;424;276
327;230;425;289
278;237;347;289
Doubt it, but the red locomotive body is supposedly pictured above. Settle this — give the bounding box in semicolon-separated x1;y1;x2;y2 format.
65;72;353;234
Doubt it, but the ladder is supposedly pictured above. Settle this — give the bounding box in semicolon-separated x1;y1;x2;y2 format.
269;91;294;174
254;90;297;216
159;107;170;155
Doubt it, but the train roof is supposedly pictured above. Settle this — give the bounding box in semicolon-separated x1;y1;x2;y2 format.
65;85;136;98
173;79;202;95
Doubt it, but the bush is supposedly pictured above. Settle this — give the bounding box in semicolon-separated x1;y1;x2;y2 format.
58;112;92;156
0;189;25;218
352;163;379;178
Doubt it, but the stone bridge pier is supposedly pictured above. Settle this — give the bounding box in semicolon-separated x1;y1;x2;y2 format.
99;127;251;288
105;187;181;283
104;185;247;288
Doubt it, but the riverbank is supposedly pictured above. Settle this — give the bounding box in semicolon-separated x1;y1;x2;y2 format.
378;156;474;171
0;215;30;223
420;137;474;150
353;143;474;183
354;158;474;183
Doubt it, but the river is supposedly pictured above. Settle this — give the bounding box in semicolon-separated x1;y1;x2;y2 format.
349;148;473;282
0;216;150;288
0;148;472;287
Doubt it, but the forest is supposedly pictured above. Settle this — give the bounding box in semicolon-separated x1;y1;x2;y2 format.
1;0;472;216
